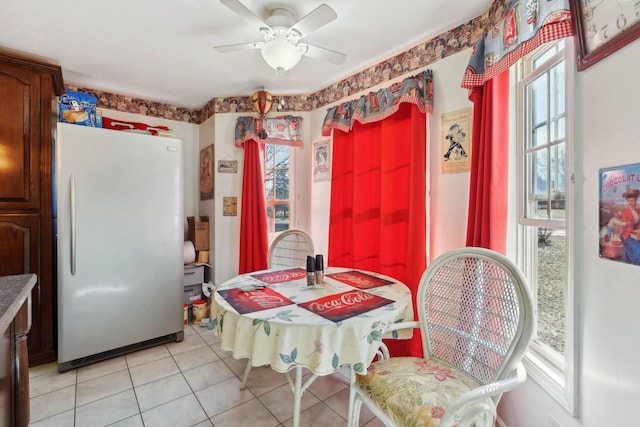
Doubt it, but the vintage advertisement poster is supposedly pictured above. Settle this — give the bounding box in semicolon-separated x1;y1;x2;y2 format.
223;196;237;216
217;159;238;173
313;140;331;183
599;163;640;265
441;108;472;174
199;144;214;200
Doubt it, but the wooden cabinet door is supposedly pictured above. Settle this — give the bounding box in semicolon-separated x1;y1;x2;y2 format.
0;64;42;211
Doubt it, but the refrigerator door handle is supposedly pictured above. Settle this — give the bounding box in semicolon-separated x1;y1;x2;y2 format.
70;175;77;276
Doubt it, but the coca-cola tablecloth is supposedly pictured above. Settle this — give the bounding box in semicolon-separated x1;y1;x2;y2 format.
211;266;413;378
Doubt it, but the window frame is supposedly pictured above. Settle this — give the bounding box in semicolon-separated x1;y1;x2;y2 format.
513;39;579;416
264;143;295;242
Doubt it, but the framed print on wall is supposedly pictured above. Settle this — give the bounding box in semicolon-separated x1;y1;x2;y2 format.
599;163;640;265
441;108;472;174
313;140;331;183
200;144;214;200
570;0;640;71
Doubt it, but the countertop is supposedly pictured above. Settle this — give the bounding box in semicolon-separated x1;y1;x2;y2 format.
0;274;37;333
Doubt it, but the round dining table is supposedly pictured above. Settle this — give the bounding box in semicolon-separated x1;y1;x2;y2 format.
210;266;413;427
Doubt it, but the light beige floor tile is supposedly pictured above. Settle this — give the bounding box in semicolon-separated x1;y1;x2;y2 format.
258;382;320;422
243;365;289;396
76;356;127;383
182;359;235;392
194;376;255;417
76;369;133;407
307;372;348;400
28;409;74;427
192;420;214;427
30;369;77;398
108;414;145;427
166;331;207;355
325;387;377;426
282;402;345;427
140;394;208;427
29;384;76;423
128;356;179;387
173;345;220;372
75;389;139;427
362;416;386;427
209;340;232;358
194;326;220;345
125;344;171;368
209;398;280;427
134;373;192;412
28;361;58;379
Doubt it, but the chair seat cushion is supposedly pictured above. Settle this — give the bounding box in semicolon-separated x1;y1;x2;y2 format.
355;357;481;426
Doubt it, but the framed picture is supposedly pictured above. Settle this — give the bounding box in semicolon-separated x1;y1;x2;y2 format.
313;140;331;183
199;145;214;200
599;163;640;265
570;0;640;71
223;197;237;216
218;159;238;173
441;108;472;174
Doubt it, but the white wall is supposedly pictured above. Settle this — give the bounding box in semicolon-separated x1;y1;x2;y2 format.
99;109;200;238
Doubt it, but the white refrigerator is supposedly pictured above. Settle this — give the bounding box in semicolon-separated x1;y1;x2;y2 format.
56;123;185;371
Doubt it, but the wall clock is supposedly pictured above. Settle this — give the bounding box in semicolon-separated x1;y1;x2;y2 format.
570;0;640;70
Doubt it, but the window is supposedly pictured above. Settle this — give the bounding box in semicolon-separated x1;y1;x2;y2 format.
515;39;577;414
264;144;293;237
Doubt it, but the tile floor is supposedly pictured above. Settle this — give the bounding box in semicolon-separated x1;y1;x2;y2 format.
28;324;383;427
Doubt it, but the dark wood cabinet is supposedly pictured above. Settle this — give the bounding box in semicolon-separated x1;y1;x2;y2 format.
0;51;63;366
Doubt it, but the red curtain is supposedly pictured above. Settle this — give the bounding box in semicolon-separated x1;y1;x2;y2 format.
328;103;427;357
465;71;510;253
239;139;269;274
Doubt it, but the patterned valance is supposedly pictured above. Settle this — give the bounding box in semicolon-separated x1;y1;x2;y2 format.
234;115;304;148
321;70;433;136
462;0;573;91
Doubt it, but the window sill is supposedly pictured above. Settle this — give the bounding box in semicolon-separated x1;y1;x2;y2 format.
523;350;577;416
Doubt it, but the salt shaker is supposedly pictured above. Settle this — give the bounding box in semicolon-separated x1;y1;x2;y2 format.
314;254;324;284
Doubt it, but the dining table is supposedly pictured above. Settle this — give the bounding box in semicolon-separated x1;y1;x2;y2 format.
210;266;414;427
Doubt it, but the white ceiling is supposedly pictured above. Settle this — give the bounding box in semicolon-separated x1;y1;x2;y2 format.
0;0;491;110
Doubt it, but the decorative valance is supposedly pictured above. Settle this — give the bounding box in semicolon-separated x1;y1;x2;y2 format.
461;0;573;91
234;115;304;148
321;70;433;136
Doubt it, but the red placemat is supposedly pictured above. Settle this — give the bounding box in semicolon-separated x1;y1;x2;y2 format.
326;270;394;289
299;290;394;322
218;287;294;314
252;268;306;284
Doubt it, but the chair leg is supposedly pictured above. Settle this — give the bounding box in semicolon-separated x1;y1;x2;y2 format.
347;368;362;427
239;358;252;390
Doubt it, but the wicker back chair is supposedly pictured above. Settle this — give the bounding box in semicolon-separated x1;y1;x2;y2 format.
348;247;535;427
267;229;315;269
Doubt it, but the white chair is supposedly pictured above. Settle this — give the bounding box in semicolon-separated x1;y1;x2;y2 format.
267;229;315;269
348;247;535;427
239;229;315;389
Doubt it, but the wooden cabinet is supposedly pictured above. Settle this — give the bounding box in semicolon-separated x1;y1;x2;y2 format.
0;52;63;366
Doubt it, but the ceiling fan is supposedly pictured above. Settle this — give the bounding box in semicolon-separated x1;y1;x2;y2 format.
213;0;347;72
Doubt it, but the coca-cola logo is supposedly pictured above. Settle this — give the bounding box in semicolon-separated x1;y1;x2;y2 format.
306;291;375;314
245;293;288;310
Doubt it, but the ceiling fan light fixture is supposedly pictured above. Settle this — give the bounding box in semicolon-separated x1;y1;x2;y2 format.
260;37;302;72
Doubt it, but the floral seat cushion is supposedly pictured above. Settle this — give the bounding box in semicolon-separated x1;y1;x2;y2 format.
355;357;482;427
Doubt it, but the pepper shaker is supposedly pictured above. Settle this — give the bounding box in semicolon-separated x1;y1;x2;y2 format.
306;255;316;287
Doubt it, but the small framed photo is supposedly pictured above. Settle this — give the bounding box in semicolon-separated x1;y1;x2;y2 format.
313;140;331;183
218;159;238;173
223;197;237;216
200;145;214;200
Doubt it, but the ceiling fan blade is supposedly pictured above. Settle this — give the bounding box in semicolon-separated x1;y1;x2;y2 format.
213;42;264;53
302;43;346;65
219;0;267;29
291;4;337;38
